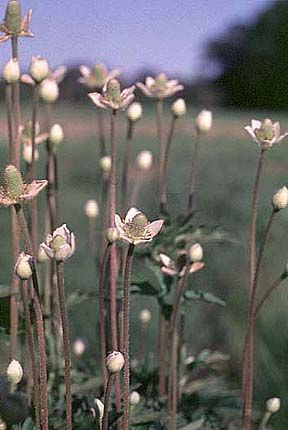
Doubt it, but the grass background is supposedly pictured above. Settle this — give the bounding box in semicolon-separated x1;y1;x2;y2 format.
1;102;288;427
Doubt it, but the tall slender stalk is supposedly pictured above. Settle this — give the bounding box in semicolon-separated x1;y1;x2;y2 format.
187;130;200;213
168;265;189;430
255;273;287;316
108;109;122;419
122;243;135;430
99;244;111;387
160;115;176;214
242;204;273;430
97;109;106;157
102;373;114;430
121;120;134;215
156;99;164;211
158;305;169;397
56;261;72;430
21;280;41;430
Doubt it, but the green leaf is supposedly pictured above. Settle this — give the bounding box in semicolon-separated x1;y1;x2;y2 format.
184;290;226;306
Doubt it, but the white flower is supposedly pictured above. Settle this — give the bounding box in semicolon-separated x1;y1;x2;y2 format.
171;98;186;117
272;186;288;210
29;56;49;83
91;398;104;429
137;73;183;99
115;207;163;245
2;58;20;83
189;243;203;262
195;110;212;133
22;144;39;164
266;397;281;414
127;102;143;122
49;124;64;146
136;150;153;171
39;79;59;103
99;155;111;173
15;252;33;280
245;119;288;149
89;78;135;111
129;391;140;405
7;360;23;384
105;227;120;244
139;309;151;324
40;224;76;262
73;338;86;357
84;199;99;218
79;63;120;89
106;351;125;373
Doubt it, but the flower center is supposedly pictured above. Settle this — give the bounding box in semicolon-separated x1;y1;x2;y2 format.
124;213;149;240
5;0;22;34
4;165;25;199
106;79;121;103
255;119;274;141
50;235;66;251
154;73;168;92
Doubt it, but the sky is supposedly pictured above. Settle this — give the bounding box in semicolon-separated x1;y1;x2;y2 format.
0;0;272;79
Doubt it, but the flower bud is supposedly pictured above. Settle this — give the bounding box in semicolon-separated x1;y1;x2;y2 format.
266;397;281;414
49;124;64;148
2;59;20;84
136;150;153;171
105;227;120;244
171;98;186;117
15;252;33;280
22;144;39;165
195;109;212;133
91;398;104;426
189;243;203;262
39;79;59;103
30;56;49;83
272;186;288;210
139;309;151;324
127;102;143;122
129;391;140;406
84;199;99;219
7;359;23;384
106;351;124;373
73;337;86;357
38;246;50;263
99;155;111;173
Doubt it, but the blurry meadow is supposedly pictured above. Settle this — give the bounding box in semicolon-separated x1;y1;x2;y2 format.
2;1;288;429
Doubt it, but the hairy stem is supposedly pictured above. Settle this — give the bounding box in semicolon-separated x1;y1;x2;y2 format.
102;373;114;430
156;99;164;211
97;108;107;157
255;272;287;316
122;243;135;430
187;130;200;213
56;261;72;430
121;120;134;215
160;115;176;214
158;305;169;397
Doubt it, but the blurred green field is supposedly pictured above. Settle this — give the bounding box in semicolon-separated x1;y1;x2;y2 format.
1;103;288;428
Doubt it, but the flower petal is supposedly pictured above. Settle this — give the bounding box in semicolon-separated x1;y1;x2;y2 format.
23;180;48;200
124;207;141;224
147;220;164;238
80;65;91;78
40;243;54;259
189;262;205;273
161;267;177;276
88;92;108;109
136;83;153;98
159;253;172;268
145;77;155;88
251;119;262;131
115;213;125;234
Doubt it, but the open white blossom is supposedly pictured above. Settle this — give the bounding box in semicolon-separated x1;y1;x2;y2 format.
89;78;135;111
245;119;288;149
40;224;75;262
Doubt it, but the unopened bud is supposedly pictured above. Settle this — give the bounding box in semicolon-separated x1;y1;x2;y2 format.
7;359;23;384
2;59;20;83
39;79;59;103
84;200;99;219
91;398;104;426
15;252;33;280
105;227;120;244
139;309;151;324
272;186;288;210
49;124;64;147
195;109;212;133
136;150;153;171
127;102;142;122
73;338;86;357
30;56;49;83
266;397;281;414
189;243;203;262
22;144;39;165
106;351;124;373
99;155;111;173
171;98;186;117
129;391;140;406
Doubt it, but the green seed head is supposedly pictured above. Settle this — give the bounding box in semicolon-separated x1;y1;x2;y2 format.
5;0;22;34
93;63;107;87
4;165;24;199
106;79;121;103
125;213;149;239
50;235;66;251
154;73;167;92
255;119;274;142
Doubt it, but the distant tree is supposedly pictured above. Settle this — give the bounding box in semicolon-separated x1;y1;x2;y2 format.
207;1;288;109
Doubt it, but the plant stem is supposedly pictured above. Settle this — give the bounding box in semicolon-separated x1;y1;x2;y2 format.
160;115;176;214
187;130;200;213
97;108;107;157
255;272;287;316
168;265;190;430
122;243;135;430
121;120;134;215
99;244;111;387
108;109;122;421
21;281;41;430
56;261;72;430
156;99;164;211
259;411;271;430
158;305;169;397
242;201;272;430
102;373;114;430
